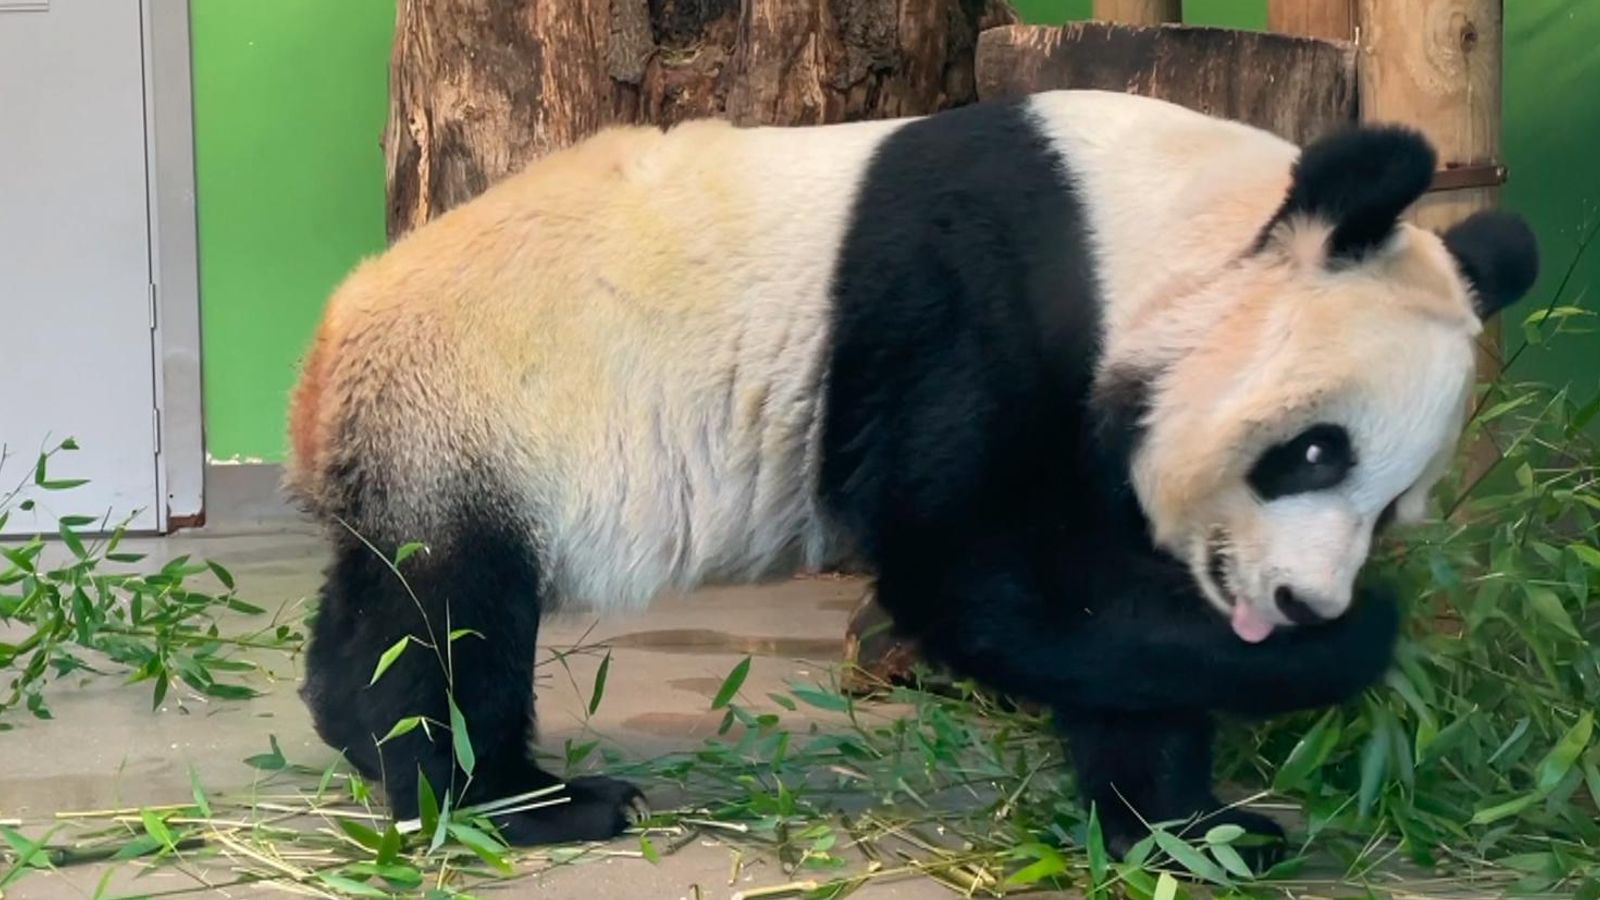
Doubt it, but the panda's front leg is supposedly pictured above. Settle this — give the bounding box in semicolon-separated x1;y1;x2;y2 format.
869;538;1384;868
1055;708;1287;870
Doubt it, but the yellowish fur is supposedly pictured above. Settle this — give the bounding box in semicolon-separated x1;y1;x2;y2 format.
286;89;1492;620
287;113;904;606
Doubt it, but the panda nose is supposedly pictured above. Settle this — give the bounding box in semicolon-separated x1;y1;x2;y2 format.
1275;585;1328;624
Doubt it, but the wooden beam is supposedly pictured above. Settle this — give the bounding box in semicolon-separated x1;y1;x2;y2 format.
1356;1;1503;230
977;23;1358;145
1093;0;1181;25
1267;0;1354;41
1357;0;1506;489
1356;0;1505;369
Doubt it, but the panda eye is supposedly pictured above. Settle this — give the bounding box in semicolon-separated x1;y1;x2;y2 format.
1247;424;1355;499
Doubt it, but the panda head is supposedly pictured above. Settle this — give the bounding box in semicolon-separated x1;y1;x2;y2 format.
1107;125;1539;643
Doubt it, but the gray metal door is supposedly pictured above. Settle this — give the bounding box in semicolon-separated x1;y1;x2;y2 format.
1;0;161;534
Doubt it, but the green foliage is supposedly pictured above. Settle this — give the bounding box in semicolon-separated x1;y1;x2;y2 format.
4;294;1597;898
1209;365;1600;893
0;440;301;727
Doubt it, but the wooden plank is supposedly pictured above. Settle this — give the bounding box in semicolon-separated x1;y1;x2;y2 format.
976;22;1358;145
1267;0;1354;41
1356;1;1503;230
1093;0;1181;25
1356;0;1507;466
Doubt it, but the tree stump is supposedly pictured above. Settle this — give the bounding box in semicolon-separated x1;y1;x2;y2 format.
382;0;1016;688
976;22;1358;146
383;0;1018;240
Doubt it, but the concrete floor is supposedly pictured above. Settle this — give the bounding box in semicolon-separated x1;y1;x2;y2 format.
3;468;987;899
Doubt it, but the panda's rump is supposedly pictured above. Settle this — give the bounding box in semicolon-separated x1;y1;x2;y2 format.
287;116;886;611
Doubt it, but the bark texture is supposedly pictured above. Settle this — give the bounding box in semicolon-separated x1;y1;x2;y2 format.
384;0;1017;239
976;21;1358;145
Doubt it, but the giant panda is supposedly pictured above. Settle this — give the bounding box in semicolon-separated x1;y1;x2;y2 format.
286;89;1538;861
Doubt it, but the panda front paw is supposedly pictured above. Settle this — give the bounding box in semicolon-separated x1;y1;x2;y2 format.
1097;801;1288;875
1308;583;1401;687
490;777;649;846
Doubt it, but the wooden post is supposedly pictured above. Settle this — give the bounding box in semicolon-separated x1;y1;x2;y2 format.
1267;0;1354;41
1093;0;1181;25
1356;1;1505;372
1356;1;1503;231
1355;0;1506;496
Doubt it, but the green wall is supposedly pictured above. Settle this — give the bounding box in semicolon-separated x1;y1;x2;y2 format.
192;0;395;460
192;1;1598;461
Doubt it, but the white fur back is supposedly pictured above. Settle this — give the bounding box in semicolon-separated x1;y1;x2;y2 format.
1024;91;1300;344
540;118;907;611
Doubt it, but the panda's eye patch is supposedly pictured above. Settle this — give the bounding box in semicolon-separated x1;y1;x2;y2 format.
1247;424;1355;499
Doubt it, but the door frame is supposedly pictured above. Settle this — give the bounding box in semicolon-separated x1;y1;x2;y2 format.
143;0;205;531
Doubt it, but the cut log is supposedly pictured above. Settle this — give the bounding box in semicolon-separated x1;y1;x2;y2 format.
1267;0;1355;41
384;0;1017;240
976;22;1358;145
1093;0;1181;25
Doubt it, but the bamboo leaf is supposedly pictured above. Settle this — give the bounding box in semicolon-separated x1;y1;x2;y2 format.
205;560;236;591
1359;703;1394;820
1005;843;1068;886
1154;830;1228;884
1274;709;1341;792
417;771;440;836
339;818;384;851
1210;843;1255;880
243;734;287;771
394;542;427;566
315;873;389;897
1535;711;1594;794
712;657;751;710
791;686;850;713
1571;543;1600;570
640;833;661;864
140;809;177;853
449;696;476;776
370;636;412;686
1525;585;1582;640
448;822;512;874
188;766;212;818
588;651;611;716
1087;804;1109;896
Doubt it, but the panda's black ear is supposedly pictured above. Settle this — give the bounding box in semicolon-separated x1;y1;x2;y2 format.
1259;126;1437;262
1441;210;1540;321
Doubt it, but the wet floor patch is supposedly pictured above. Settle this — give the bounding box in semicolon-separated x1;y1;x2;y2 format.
603;628;840;659
618;710;733;739
666;676;725;699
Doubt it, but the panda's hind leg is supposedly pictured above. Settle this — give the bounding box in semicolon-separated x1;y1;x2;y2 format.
1058;710;1286;871
300;522;645;845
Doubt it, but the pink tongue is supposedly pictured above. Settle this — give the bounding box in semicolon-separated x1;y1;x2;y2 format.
1230;603;1275;643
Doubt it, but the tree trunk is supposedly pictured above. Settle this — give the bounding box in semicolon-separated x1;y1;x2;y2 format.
384;0;1017;240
